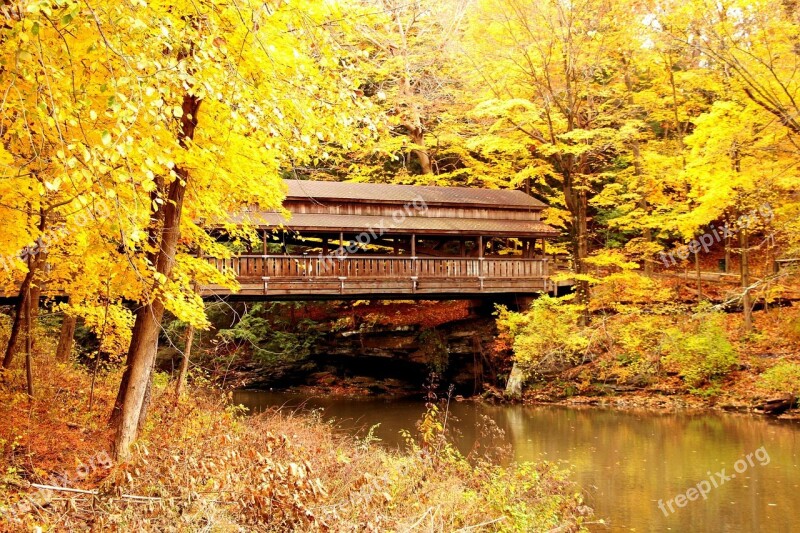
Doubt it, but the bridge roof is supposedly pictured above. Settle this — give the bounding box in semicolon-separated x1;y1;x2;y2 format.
236;211;559;237
226;180;559;238
284;179;547;209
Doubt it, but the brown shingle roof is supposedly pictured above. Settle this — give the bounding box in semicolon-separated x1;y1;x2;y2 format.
284;179;547;209
233;212;559;237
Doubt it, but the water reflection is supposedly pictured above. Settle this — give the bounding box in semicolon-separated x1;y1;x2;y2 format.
232;390;800;532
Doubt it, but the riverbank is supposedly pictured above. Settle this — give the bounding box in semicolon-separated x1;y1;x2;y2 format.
0;351;592;532
520;390;800;420
232;390;800;533
493;298;800;419
187;298;799;421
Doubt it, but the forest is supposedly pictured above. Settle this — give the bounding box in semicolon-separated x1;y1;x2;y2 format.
1;0;799;531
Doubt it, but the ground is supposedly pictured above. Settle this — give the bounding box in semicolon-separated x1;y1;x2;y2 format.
0;344;591;532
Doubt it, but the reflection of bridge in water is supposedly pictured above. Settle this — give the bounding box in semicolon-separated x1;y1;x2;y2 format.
201;180;571;300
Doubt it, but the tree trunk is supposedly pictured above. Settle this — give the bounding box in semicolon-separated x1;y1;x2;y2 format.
642;202;653;275
112;93;200;461
695;249;702;300
174;324;194;402
137;373;154;435
55;314;77;363
623;66;653;276
2;269;34;369
569;186;590;325
724;232;731;273
409;127;432;175
29;285;40;320
3;212;47;370
112;300;164;459
24;284;34;398
630;140;652;276
740;229;753;333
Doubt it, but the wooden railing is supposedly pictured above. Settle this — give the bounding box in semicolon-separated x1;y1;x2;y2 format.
206;255;547;279
202;255;551;296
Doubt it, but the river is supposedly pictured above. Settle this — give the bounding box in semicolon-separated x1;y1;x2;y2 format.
232;390;800;532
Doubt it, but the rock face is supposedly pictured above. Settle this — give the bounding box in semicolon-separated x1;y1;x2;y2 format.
504;363;525;399
758;394;798;416
248;316;501;396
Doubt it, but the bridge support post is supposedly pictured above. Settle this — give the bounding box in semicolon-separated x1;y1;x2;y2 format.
261;277;270;294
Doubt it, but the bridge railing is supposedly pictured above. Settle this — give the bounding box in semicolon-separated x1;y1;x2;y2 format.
205;255;548;280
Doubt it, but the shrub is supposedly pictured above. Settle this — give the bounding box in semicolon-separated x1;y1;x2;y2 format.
757;361;800;395
216;302;322;364
496;296;592;376
662;312;738;389
0;358;592;532
609;314;672;383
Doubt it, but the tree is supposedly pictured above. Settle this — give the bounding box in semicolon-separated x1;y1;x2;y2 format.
2;0;376;459
682;0;800;138
340;0;474;182
656;0;799;330
465;0;651;320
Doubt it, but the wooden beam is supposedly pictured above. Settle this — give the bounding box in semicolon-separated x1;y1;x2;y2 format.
478;236;483;258
411;234;416;257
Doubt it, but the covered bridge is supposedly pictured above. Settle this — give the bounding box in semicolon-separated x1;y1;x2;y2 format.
202;180;562;299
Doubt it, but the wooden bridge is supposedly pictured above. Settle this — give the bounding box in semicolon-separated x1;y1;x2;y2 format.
1;180;569;304
200;180;565;300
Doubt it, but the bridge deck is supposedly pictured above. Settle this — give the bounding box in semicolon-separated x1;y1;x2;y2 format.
200;255;554;298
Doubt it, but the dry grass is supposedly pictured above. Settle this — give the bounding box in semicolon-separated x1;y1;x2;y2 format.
0;341;590;532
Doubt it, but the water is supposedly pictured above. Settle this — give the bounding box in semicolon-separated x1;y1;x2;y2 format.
232;390;800;532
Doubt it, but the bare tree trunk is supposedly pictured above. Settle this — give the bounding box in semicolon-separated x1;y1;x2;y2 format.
137;373;154;435
89;294;111;411
56;314;77;363
137;328;160;435
389;6;433;177
29;285;40;320
409;127;432;175
695;249;702;300
113;300;166;459
3;211;47;369
569;186;590;325
3;270;34;369
642;199;653;276
740;229;753;333
724;232;731;273
25;284;33;398
174;324;194;402
112;93;200;461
